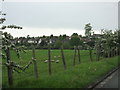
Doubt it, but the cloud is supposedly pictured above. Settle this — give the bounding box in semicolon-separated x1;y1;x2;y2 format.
3;27;101;37
3;27;87;37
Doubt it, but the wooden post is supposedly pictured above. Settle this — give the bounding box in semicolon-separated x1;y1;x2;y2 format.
115;47;117;56
113;48;115;57
6;47;13;87
108;48;110;58
117;47;119;56
104;50;107;58
89;47;93;61
61;45;67;70
48;44;51;75
32;47;39;79
78;46;81;64
96;46;98;60
73;46;76;66
96;45;100;61
110;48;112;58
111;48;114;57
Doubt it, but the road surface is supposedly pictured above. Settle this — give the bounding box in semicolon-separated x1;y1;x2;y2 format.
95;68;120;89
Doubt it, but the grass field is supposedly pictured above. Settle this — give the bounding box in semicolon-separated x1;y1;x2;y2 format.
2;50;120;88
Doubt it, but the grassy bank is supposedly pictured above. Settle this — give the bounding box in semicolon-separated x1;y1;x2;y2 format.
2;50;120;88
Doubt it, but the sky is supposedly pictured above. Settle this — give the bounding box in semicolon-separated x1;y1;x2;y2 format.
1;0;119;37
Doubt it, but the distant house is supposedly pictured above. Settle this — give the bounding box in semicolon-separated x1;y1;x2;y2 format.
38;39;42;44
49;36;59;44
81;36;91;42
27;38;38;44
92;34;103;38
17;38;23;44
11;33;103;46
65;36;70;40
28;39;34;43
62;36;70;43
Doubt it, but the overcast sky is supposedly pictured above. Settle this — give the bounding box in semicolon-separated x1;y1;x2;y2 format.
2;0;118;37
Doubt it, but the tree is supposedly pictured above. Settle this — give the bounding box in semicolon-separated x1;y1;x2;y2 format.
2;32;26;87
0;4;23;87
70;36;80;46
84;23;94;61
43;35;46;38
101;30;120;58
59;34;67;41
84;23;92;37
50;34;53;39
71;33;78;37
40;40;47;46
116;30;120;55
63;42;70;49
63;34;67;40
54;40;62;49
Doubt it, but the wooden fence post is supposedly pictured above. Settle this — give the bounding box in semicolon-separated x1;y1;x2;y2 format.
32;47;39;79
116;47;118;56
78;46;81;64
73;46;76;66
96;44;100;61
108;48;110;58
113;48;115;57
110;48;112;58
61;45;67;70
89;47;93;62
6;47;13;87
111;48;114;57
48;44;51;75
115;47;117;56
96;49;98;60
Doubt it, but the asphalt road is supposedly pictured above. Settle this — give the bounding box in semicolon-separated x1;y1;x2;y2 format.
95;68;120;89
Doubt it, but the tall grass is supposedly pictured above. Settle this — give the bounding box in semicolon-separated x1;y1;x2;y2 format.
2;50;120;88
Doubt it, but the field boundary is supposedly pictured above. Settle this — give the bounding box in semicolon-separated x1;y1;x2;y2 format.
87;64;120;89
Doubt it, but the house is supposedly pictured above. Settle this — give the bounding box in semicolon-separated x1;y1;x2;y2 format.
92;34;103;38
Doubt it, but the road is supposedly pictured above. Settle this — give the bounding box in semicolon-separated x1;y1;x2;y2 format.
95;68;120;89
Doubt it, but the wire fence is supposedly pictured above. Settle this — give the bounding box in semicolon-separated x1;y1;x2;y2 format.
2;47;120;87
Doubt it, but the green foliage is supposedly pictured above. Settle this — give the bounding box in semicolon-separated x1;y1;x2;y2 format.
50;34;53;39
87;40;95;48
40;40;47;46
0;18;6;24
84;23;93;37
63;42;71;49
71;33;78;37
116;29;120;46
54;40;62;49
0;9;24;76
70;36;80;46
59;34;67;41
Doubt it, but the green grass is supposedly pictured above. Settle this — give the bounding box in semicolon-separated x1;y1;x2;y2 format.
2;50;120;88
